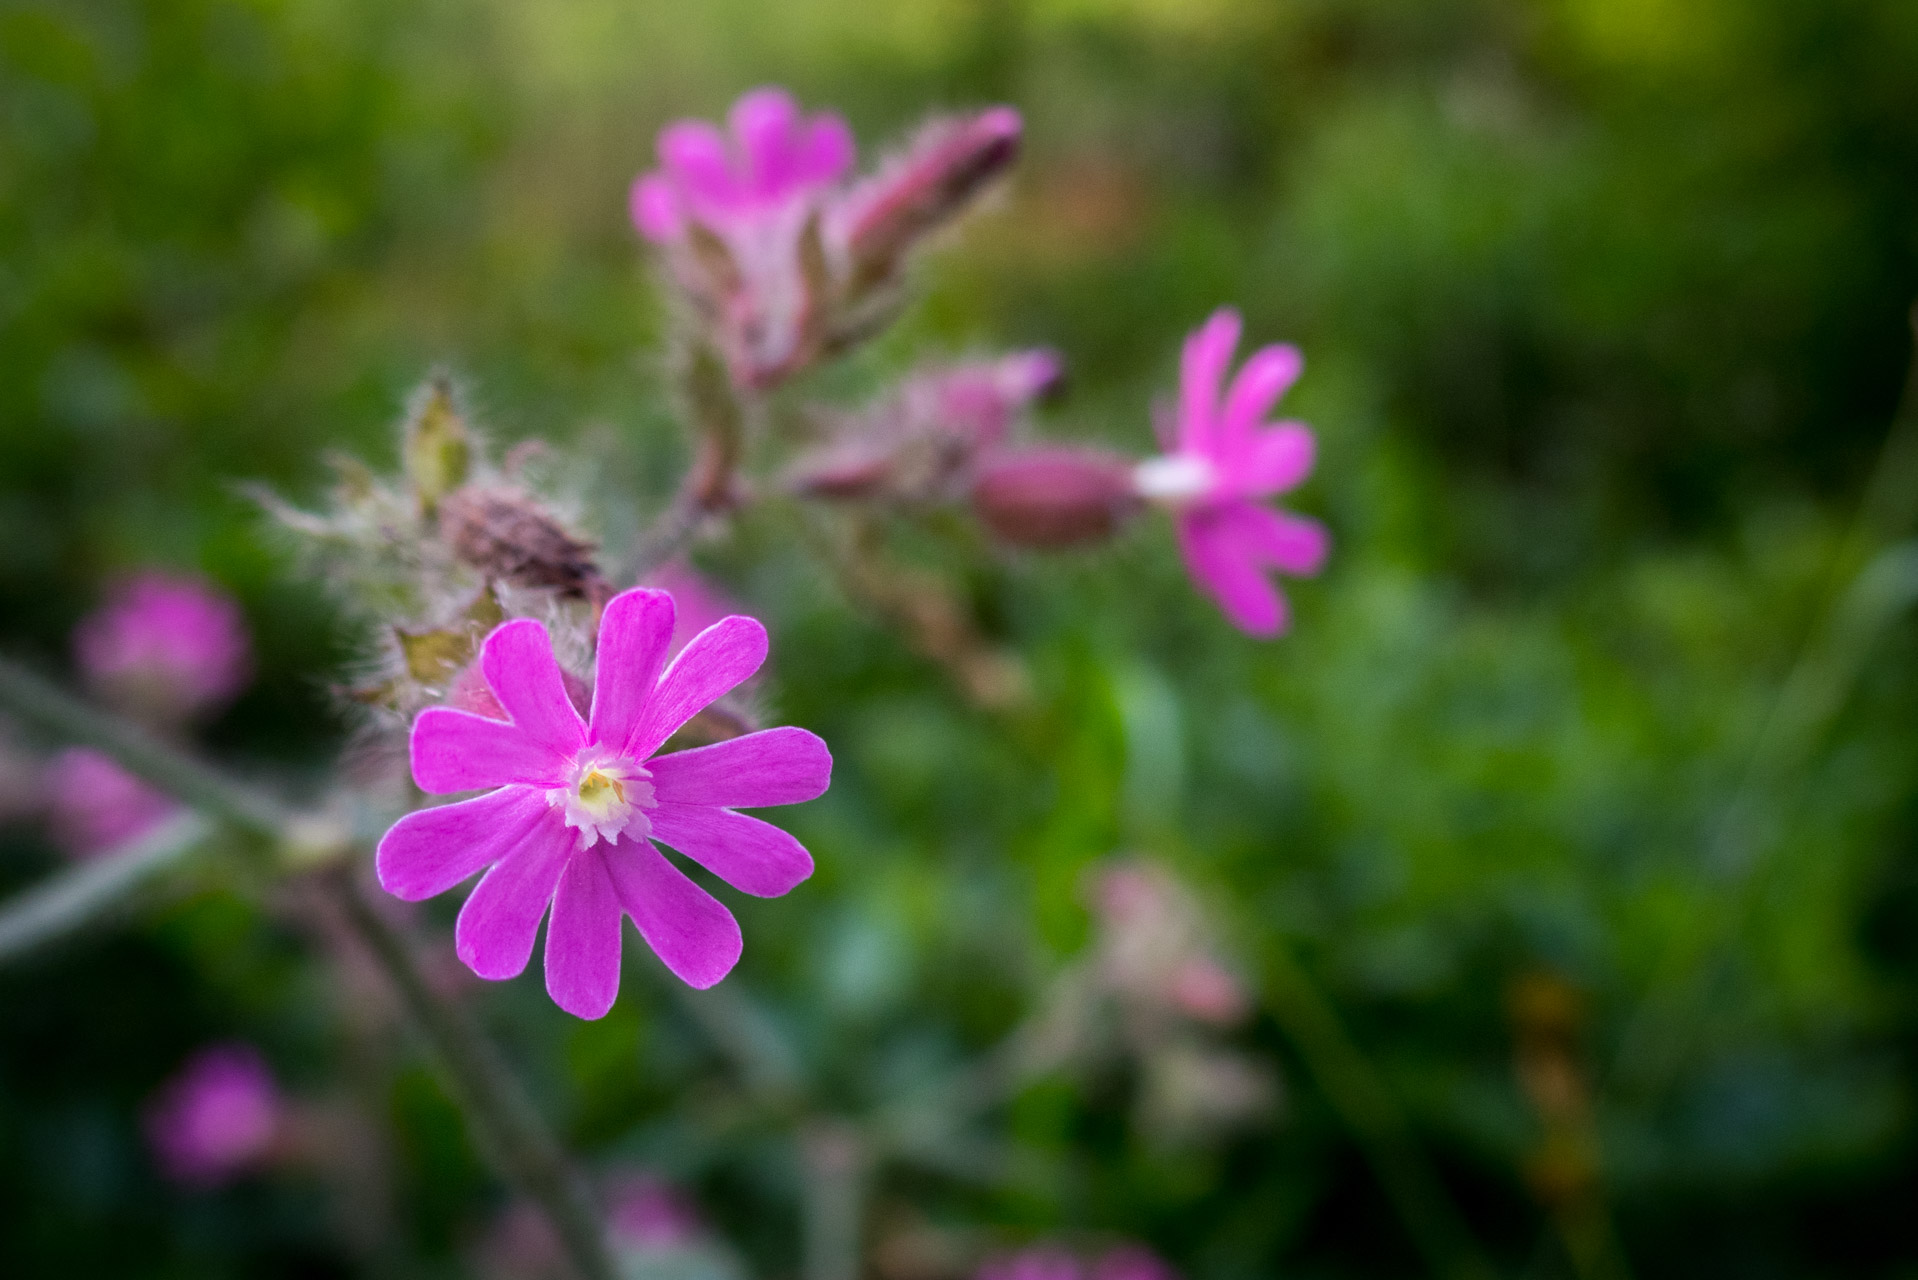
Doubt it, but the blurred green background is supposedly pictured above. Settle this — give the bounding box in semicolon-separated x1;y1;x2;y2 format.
4;0;1918;1275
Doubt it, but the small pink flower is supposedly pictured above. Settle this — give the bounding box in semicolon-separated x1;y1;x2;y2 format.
74;572;252;721
633;88;854;386
377;588;831;1017
1134;309;1329;636
144;1042;283;1187
830;107;1023;273
45;747;179;858
605;1170;704;1250
633;88;854;245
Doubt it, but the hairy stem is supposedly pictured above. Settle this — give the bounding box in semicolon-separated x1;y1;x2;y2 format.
0;656;618;1280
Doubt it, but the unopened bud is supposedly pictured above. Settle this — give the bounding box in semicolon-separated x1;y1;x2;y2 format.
835;107;1022;290
438;486;606;599
402;375;472;516
969;446;1139;548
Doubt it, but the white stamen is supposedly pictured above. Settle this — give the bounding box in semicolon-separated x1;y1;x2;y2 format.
546;747;655;851
1132;453;1218;506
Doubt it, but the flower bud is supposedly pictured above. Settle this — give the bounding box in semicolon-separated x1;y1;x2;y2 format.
144;1043;284;1187
833;107;1022;291
969;446;1139;548
438;486;607;600
401;374;472;516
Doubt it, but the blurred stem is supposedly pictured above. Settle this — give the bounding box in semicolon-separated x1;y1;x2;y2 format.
0;812;211;963
1261;940;1496;1280
1611;304;1918;1093
801;1121;867;1280
0;656;619;1280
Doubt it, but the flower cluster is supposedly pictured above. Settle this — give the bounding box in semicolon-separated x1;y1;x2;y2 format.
634;88;1020;388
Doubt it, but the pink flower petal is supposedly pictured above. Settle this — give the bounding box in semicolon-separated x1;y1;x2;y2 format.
660;120;740;208
631;174;683;241
648;727;832;808
589;588;677;758
544;846;625;1019
627;616;768;760
648;803;814;898
605;838;743;989
409;707;567;794
1219;343;1302;454
376;786;552;902
1178;308;1241;455
1223;502;1330;576
730;87;801;194
1177;510;1288;637
454;821;574;981
797;113;855;186
480;619;588;758
1239;422;1316;495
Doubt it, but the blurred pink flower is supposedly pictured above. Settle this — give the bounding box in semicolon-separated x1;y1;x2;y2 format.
970;446;1139;548
831;107;1023;273
1092;861;1252;1031
605;1169;704;1250
978;1247;1086;1280
633;87;853;386
144;1042;282;1187
74;572;251;721
377;588;831;1016
1134;309;1329;636
45;747;179;858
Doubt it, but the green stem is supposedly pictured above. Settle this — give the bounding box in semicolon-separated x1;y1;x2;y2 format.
0;813;210;963
1262;940;1497;1280
801;1121;866;1280
0;656;619;1280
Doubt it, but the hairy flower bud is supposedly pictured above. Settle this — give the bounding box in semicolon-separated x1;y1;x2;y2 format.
834;107;1022;293
438;486;607;600
969;446;1139;548
402;374;472;516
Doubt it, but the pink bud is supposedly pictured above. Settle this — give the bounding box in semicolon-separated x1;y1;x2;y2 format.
970;446;1139;548
834;107;1022;282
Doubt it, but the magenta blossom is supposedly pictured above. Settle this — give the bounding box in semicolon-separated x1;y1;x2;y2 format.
1133;309;1329;636
633;88;853;385
632;87;853;245
376;588;831;1017
144;1042;283;1187
45;747;179;858
74;571;252;721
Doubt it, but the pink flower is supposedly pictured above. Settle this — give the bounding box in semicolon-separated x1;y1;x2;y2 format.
1134;309;1329;636
74;572;252;721
633;88;854;386
144;1042;283;1187
605;1170;704;1250
633;87;853;246
376;588;831;1017
45;747;179;858
978;1247;1085;1280
1091;1247;1181;1280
